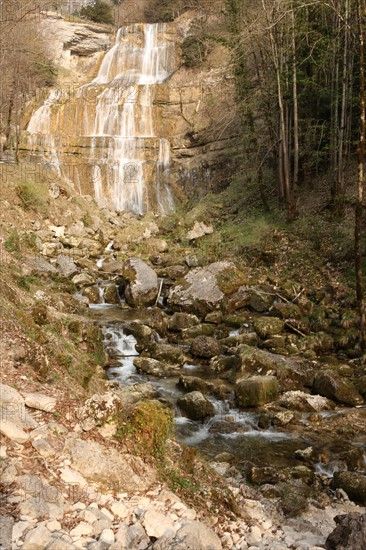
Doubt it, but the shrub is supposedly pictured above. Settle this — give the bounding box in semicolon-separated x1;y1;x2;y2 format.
79;1;114;25
16;180;48;212
181;35;208;67
4;228;20;253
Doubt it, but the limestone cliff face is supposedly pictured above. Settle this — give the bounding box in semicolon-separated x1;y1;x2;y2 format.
22;10;239;212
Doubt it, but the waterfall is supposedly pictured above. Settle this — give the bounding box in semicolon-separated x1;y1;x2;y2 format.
26;23;176;214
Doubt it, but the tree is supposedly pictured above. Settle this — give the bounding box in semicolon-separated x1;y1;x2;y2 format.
354;0;365;350
80;1;114;25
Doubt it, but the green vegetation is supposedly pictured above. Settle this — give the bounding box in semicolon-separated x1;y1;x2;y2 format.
16;180;48;212
4;229;20;253
181;36;209;67
116;401;174;460
79;1;114;25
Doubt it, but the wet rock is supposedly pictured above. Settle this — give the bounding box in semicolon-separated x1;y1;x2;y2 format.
64;435;157;490
236;345;315;390
253;317;285;339
177;391;215;420
82;285;102;304
134;357;180;377
248;466;284;485
147;307;169;336
178;375;213;394
227;285;275;313
148;343;186;366
205;311;223;324
56;254;79;277
325;513;366;550
313;370;363;406
72;272;96;287
168;261;239;315
122;257;158;307
168;312;200;332
332;472;366;505
190;336;221;359
235;376;279;408
209;355;241;374
104;284;120;304
181;323;215;339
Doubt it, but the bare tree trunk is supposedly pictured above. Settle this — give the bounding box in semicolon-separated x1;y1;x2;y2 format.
335;0;350;215
291;3;299;219
355;0;366;351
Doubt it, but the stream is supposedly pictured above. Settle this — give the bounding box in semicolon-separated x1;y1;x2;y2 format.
88;300;350;474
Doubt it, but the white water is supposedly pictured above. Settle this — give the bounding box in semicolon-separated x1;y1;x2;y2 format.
26;23;175;214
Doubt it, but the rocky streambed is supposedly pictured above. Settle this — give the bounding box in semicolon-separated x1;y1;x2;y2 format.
83;249;366;525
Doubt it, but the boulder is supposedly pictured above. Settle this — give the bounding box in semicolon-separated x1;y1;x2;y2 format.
122;258;158;307
22;525;53;550
168;261;242;315
313;370;364;406
235;376;279;408
26;255;58;275
177;391;215;421
72;272;95;287
227;285;275;313
142;509;177;539
325;513;366;550
77;392;122;432
153;521;222;550
24;392;56;412
332;472;366;505
56;254;78;278
253;317;285;339
168;312;200;332
236;345;315;390
278;390;334;412
187;221;214;241
178;375;213;394
104;284;120;304
190;336;221;359
134;357;180;377
148;343;186;366
82;285;102;303
64;435;157;490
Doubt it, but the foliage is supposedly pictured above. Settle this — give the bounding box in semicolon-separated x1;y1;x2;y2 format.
79;1;114;25
16;179;48;212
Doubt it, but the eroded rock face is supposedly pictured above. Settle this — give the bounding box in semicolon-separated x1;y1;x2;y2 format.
235;376;279;408
313;370;364;406
122;258;159;307
177;391;215;421
168;262;238;315
325;513;366;550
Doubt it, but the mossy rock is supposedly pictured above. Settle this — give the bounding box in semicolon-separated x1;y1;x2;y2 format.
235;376;279;408
253;317;285;339
126;401;174;459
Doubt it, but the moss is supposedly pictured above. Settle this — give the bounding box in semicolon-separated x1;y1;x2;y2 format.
216;265;248;295
117;401;174;460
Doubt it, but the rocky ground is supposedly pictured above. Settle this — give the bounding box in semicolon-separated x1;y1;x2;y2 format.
1;166;366;549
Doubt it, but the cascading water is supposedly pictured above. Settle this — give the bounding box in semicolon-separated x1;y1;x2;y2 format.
26;23;176;214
